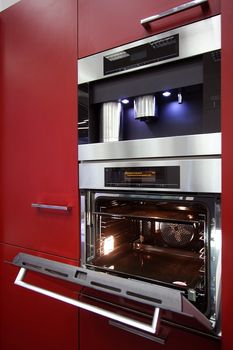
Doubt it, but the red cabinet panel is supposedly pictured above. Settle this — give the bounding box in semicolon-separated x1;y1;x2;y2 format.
0;0;78;259
222;1;233;350
0;243;79;350
79;310;220;350
78;0;220;58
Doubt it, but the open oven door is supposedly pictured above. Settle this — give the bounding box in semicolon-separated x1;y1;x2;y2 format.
12;253;216;343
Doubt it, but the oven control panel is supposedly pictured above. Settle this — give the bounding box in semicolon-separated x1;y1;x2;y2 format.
105;166;180;188
79;158;221;193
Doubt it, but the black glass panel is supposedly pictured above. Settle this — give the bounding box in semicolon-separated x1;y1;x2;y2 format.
105;166;180;188
104;35;179;75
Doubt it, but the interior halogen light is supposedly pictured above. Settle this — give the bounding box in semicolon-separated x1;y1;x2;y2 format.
103;235;114;255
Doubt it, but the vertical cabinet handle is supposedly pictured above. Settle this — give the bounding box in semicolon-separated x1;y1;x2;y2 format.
31;203;72;212
14;267;161;334
140;0;208;26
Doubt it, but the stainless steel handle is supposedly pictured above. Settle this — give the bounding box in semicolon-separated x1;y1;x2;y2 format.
31;203;71;212
14;267;160;333
140;0;208;25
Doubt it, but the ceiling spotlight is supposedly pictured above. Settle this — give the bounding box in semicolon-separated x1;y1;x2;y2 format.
121;98;130;104
162;91;171;97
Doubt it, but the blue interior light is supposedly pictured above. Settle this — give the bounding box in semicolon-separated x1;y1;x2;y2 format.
121;98;130;104
162;91;171;97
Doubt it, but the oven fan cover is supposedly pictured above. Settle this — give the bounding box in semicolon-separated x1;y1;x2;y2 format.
160;222;195;248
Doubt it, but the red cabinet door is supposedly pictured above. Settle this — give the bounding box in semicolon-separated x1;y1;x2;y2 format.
79;310;220;350
0;0;78;259
78;0;221;58
0;244;79;350
222;1;233;350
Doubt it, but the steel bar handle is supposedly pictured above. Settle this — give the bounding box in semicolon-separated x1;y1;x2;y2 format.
15;267;160;334
31;203;71;212
140;0;208;25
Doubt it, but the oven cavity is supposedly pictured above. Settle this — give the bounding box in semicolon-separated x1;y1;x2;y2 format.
85;196;208;313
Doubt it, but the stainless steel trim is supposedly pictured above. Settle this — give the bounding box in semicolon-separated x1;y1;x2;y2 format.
209;201;221;335
78;15;221;84
140;0;208;25
0;0;21;12
182;296;212;331
80;194;86;265
78;133;221;162
79;158;221;193
31;203;71;211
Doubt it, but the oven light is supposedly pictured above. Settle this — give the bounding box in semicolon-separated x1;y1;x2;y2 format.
103;235;114;255
177;206;189;211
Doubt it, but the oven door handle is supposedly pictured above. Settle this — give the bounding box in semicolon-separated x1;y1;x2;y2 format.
14;267;161;334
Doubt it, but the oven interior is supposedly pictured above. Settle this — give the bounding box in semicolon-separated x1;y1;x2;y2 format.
85;195;210;313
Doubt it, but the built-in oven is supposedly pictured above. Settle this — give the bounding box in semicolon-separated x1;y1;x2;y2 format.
81;171;220;311
12;14;221;344
78;137;221;340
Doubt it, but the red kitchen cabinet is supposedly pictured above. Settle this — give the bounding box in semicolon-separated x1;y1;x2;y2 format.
79;310;220;350
0;0;79;259
221;1;233;350
78;0;221;58
0;243;79;350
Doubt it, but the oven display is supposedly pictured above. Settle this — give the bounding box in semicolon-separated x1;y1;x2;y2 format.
105;166;180;188
124;170;156;183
